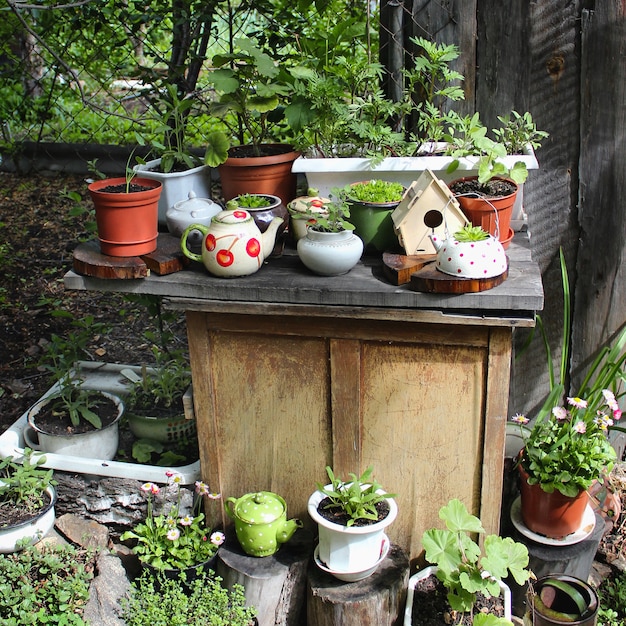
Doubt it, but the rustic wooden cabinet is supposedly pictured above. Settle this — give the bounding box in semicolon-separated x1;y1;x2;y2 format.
65;234;542;564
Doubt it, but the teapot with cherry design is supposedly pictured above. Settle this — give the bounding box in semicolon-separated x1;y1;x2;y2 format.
181;209;283;277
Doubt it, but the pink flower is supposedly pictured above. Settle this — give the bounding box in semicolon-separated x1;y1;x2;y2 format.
210;531;226;546
165;470;174;478
614;408;622;421
552;406;568;421
208;492;222;500
511;413;529;425
141;482;160;495
574;420;587;434
195;481;210;496
166;528;180;541
568;397;588;409
602;389;618;410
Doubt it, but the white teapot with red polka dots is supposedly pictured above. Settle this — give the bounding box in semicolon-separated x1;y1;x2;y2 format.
430;226;507;279
181;209;283;277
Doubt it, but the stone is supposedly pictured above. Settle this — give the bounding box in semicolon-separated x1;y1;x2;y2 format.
83;553;130;626
55;513;110;549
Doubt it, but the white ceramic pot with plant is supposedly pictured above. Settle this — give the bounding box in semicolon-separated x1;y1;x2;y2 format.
0;450;57;553
403;499;530;626
308;465;397;579
295;191;363;277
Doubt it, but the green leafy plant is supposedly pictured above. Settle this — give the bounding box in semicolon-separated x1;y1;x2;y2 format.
38;316;112;429
121;568;256;626
511;249;624;496
120;471;224;571
599;570;626;625
316;465;396;526
293;188;355;233
204;37;294;163
493;111;549;155
422;499;531;616
346;180;405;204
0;449;55;515
227;194;272;209
0;543;95;625
453;225;489;242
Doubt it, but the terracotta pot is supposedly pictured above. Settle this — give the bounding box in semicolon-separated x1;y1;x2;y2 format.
218;144;299;205
517;463;589;539
451;177;517;249
88;177;161;257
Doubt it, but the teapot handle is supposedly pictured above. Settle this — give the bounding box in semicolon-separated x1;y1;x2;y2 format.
224;497;238;520
180;223;209;262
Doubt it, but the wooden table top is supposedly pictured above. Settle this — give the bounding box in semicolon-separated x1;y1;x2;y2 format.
64;232;543;327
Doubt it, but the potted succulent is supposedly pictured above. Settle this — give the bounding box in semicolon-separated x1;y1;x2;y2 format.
404;499;531;626
226;193;289;257
123;348;195;445
344;180;406;252
526;575;599;626
295;189;364;276
510;250;624;538
307;465;397;580
26;321;124;460
120;471;225;575
133;84;214;227
0;449;57;553
203;37;299;204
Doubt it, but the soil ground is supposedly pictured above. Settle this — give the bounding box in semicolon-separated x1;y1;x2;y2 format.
0;170;187;436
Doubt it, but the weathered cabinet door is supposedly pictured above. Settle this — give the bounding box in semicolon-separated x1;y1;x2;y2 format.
186;311;510;563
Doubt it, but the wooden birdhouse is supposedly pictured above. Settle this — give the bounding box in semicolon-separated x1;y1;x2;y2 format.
391;170;469;255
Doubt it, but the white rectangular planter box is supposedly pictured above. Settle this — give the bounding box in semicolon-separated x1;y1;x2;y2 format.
292;147;539;230
0;361;201;484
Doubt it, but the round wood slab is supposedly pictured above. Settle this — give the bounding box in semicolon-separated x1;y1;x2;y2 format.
409;264;508;293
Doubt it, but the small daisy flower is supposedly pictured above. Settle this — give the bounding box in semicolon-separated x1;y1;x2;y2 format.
602;389;618;410
170;473;183;485
568;397;588;409
511;413;529;425
208;492;222;500
166;516;177;527
141;482;160;495
165;469;174;478
195;481;210;496
166;528;180;541
179;515;193;526
211;531;226;546
552;406;568;421
574;420;587;434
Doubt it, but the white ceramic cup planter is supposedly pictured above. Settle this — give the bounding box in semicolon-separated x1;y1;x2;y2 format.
297;230;364;276
0;484;56;553
308;485;398;575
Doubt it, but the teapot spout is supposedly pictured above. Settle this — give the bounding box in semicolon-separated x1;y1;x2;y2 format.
429;233;443;251
261;216;285;260
277;518;304;545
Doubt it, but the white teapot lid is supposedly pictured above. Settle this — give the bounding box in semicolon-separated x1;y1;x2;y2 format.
172;191;221;218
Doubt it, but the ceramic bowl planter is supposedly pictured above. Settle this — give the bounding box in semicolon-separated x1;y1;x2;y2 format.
297;229;364;276
403;566;513;626
218;144;300;206
0;484;57;553
448;177;518;249
88;177;162;257
26;391;124;460
228;194;289;257
134;159;213;227
307;485;397;578
527;575;599;626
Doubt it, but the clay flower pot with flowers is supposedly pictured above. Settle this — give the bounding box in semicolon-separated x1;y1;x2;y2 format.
510;250;625;539
120;470;225;578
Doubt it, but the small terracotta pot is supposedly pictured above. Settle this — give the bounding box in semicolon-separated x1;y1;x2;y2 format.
88;177;161;257
517;463;589;538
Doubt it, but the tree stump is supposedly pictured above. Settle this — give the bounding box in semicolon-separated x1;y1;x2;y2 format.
216;529;313;626
307;543;409;626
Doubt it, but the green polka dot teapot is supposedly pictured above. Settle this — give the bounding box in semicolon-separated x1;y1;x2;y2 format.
225;491;303;557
